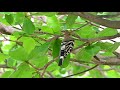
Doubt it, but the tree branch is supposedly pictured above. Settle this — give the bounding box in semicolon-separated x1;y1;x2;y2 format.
92;58;120;65
58;12;120;29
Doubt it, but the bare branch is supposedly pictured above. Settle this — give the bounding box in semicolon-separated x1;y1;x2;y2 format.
92;57;120;65
58;12;120;29
70;59;94;64
34;31;54;36
0;64;16;70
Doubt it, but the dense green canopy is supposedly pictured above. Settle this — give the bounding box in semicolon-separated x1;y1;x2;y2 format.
0;12;120;78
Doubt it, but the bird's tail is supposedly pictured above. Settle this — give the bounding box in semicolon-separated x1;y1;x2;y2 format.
58;57;64;66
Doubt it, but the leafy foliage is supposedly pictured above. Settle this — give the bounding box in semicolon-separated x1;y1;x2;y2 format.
0;12;120;78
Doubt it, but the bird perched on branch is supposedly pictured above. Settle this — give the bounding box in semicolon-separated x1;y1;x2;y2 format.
58;31;74;66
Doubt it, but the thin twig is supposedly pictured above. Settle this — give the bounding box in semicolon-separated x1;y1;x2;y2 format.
31;34;47;41
25;61;40;70
72;21;90;31
70;59;94;64
0;32;23;46
47;71;55;78
63;64;99;78
72;33;89;42
0;32;8;40
72;42;89;52
94;56;100;61
71;62;114;71
46;35;61;42
11;25;22;30
35;31;54;36
40;57;58;78
0;64;16;70
18;24;23;30
88;21;105;29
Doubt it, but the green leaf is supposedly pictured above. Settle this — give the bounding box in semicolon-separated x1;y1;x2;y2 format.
1;41;16;54
73;65;86;76
41;26;54;34
76;48;93;61
1;71;13;78
32;12;57;16
96;42;120;52
10;63;33;78
103;65;111;69
47;15;61;34
98;28;118;37
28;42;50;68
111;42;120;52
61;54;70;68
23;18;35;34
106;70;120;78
89;70;103;78
0;53;8;63
52;39;61;59
66;15;77;29
59;68;66;74
92;26;100;33
15;12;24;24
0;12;14;14
47;62;59;71
77;26;97;38
76;45;101;61
0;41;2;47
5;14;14;25
19;37;36;54
7;58;16;67
28;42;50;60
33;73;40;78
75;16;85;22
85;45;101;56
74;40;84;48
100;52;115;57
30;55;48;68
9;47;28;61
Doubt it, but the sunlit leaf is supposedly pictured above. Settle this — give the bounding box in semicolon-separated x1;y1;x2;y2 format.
15;12;25;24
89;70;103;78
28;42;51;60
77;26;97;38
76;48;93;61
47;15;61;34
5;14;14;25
73;65;86;76
9;47;28;61
106;70;120;78
0;53;8;62
66;15;77;29
10;63;34;78
98;28;118;37
30;55;48;68
23;18;35;34
7;58;16;67
19;37;36;54
52;39;61;59
1;71;13;78
47;62;59;71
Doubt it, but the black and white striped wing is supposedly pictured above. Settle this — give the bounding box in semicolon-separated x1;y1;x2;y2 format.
58;40;74;66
